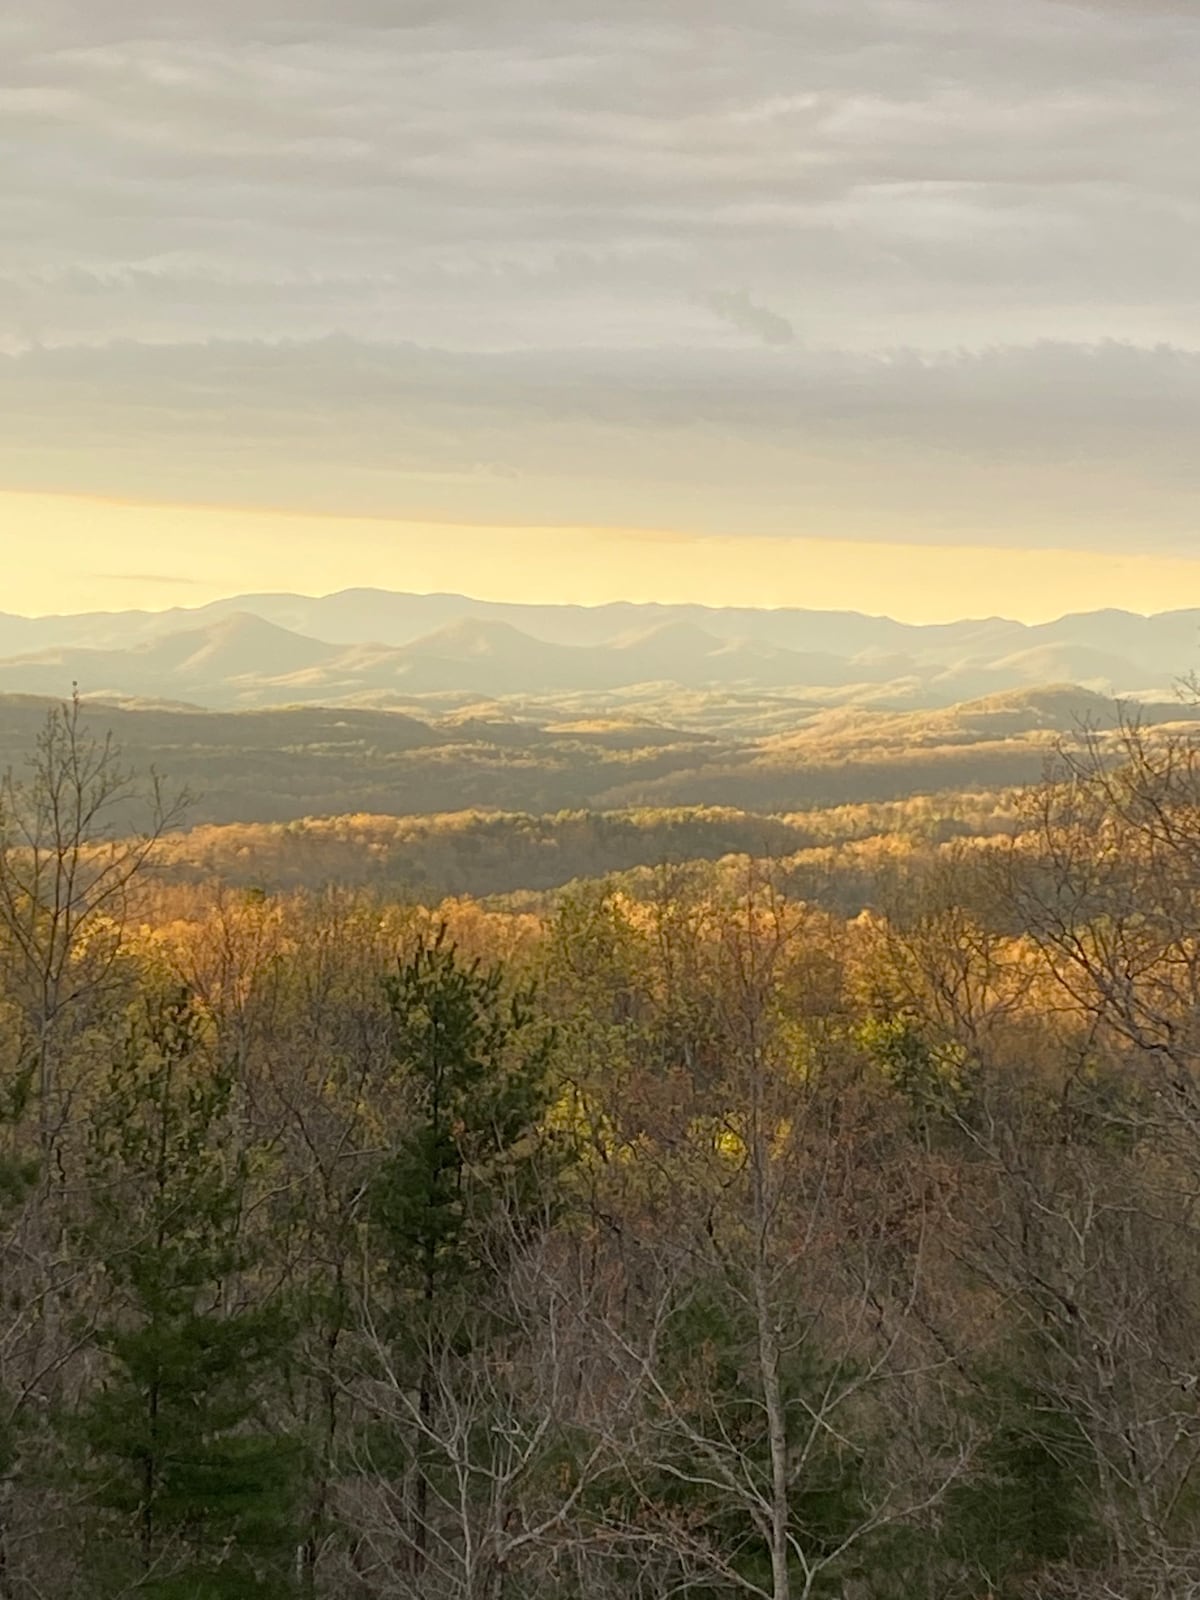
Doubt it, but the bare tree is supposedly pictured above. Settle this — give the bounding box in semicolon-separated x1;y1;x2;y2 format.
0;692;185;1146
892;711;1200;1598
0;695;184;1595
341;1224;631;1600
555;869;970;1600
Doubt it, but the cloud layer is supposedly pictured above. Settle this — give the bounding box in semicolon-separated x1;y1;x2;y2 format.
3;0;1199;576
2;337;1195;555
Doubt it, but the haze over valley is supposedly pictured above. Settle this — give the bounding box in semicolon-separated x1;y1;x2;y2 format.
1;588;1194;714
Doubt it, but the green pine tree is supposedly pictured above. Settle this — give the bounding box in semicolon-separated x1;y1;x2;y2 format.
74;990;301;1599
366;927;562;1586
936;1355;1100;1597
372;926;560;1304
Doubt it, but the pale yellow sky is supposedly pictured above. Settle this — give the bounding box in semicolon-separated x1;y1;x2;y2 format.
3;490;1193;625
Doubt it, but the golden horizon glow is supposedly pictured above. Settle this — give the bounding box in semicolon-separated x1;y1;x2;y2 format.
4;490;1198;626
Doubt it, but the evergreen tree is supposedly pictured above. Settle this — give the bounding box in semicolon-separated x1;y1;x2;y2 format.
363;926;562;1589
373;925;559;1303
75;990;300;1598
938;1356;1100;1597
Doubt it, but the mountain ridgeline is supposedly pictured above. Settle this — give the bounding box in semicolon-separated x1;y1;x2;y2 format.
0;588;1196;711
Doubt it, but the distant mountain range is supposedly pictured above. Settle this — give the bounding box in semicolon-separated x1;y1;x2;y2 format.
0;590;1196;711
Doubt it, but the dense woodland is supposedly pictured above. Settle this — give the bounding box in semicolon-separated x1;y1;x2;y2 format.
0;687;1165;827
2;699;1200;1596
146;793;1023;911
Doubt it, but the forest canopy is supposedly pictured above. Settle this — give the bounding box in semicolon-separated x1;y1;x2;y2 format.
0;695;1198;1597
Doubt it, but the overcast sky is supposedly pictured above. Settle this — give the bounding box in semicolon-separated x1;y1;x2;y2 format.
3;0;1199;618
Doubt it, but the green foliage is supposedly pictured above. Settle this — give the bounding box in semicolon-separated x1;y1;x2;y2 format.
0;1146;36;1483
939;1361;1100;1596
372;925;560;1303
0;1149;37;1211
75;991;301;1597
857;1014;968;1130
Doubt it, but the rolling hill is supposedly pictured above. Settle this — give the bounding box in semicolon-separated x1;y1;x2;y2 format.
0;590;1192;711
0;684;1188;829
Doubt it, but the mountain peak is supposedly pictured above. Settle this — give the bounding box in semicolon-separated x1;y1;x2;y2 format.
405;617;546;659
614;619;722;653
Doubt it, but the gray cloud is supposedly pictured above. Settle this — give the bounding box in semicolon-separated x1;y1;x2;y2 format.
703;291;795;346
1;334;1195;554
2;0;1199;556
5;0;1199;348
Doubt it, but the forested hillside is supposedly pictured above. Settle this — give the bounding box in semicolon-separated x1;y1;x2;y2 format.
145;792;1021;909
1;686;1187;827
1;697;1200;1596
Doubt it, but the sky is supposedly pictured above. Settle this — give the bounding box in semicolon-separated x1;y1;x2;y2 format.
3;0;1199;621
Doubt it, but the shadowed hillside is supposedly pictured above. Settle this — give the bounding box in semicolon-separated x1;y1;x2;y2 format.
3;685;1190;828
